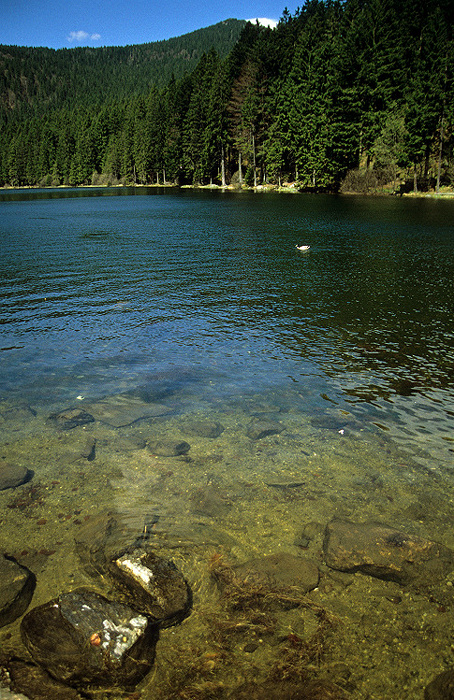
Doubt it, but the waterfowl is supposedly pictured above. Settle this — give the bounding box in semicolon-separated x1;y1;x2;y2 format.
295;244;310;251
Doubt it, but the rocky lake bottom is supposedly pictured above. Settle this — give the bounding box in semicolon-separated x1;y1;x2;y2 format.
1;383;454;700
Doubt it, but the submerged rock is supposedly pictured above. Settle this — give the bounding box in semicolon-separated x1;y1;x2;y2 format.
113;434;147;452
74;511;192;622
0;401;37;424
146;439;190;456
20;588;159;690
78;436;96;460
266;480;306;489
82;394;172;427
0;683;31;700
246;419;285;440
181;419;225;438
235;679;347;699
0;555;36;627
74;516;192;627
7;658;83;700
75;513;144;579
48;408;94;430
0;461;31;491
323;519;454;586
294;521;325;549
232;553;319;594
212;552;320;605
108;548;192;627
212;552;320;613
425;669;454;699
310;415;345;430
190;484;232;518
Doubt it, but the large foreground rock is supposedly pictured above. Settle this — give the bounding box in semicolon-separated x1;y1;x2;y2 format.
0;555;36;627
74;516;192;627
323;519;454;586
21;588;159;690
74;515;192;627
108;548;192;627
6;658;83;699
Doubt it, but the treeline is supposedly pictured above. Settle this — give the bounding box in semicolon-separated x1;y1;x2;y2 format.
1;0;453;192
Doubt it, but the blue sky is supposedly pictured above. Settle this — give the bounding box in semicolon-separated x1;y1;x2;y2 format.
1;0;300;49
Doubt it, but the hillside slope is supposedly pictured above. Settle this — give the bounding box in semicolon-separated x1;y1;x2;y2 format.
0;18;247;122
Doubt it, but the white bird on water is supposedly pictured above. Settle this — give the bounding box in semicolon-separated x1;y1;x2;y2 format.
295;244;310;251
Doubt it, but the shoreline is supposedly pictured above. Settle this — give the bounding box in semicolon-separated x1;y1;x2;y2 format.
1;181;454;198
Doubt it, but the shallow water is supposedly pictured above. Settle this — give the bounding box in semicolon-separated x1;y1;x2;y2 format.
1;187;454;699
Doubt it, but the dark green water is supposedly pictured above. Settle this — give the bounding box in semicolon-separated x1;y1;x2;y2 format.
1;187;454;699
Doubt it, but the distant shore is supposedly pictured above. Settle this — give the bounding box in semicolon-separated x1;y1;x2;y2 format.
1;182;454;198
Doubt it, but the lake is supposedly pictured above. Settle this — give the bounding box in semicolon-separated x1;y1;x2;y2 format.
1;186;454;698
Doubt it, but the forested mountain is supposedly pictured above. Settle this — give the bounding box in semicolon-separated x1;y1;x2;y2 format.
0;19;246;121
1;0;453;193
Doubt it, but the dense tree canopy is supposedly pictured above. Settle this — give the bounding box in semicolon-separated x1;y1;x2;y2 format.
1;1;453;192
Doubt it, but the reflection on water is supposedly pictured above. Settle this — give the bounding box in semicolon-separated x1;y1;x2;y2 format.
0;187;454;698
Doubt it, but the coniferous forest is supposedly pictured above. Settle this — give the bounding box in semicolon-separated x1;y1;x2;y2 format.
1;0;453;193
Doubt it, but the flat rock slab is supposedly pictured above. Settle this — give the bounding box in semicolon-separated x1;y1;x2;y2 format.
21;588;159;690
323;519;454;585
233;552;319;593
109;548;192;627
266;481;305;489
0;555;36;627
181;419;224;438
48;408;94;430
0;402;36;424
113;435;147;452
246;419;285;440
0;461;31;491
83;395;172;427
147;439;190;456
190;484;232;518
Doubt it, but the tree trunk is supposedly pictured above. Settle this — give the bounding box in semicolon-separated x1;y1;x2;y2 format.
436;115;444;194
423;145;430;185
238;151;243;186
252;133;257;187
221;144;226;187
